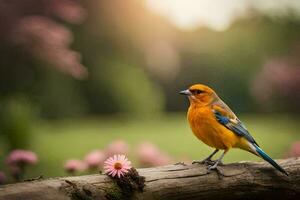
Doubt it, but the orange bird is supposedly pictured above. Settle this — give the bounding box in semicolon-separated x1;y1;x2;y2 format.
180;84;288;175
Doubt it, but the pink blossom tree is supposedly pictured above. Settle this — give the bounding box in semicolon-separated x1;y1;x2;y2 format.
0;0;87;78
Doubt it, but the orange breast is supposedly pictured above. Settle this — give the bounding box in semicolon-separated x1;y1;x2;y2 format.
187;105;239;150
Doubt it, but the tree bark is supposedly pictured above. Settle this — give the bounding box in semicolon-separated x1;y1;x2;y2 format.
1;157;300;200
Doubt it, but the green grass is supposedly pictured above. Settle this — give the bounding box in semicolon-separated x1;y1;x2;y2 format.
1;114;300;178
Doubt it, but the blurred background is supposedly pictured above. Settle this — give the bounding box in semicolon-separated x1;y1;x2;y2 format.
0;0;300;181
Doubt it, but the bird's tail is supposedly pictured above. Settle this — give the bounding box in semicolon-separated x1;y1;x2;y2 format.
251;143;288;176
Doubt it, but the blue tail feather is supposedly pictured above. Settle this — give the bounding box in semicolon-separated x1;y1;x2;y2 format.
253;144;288;176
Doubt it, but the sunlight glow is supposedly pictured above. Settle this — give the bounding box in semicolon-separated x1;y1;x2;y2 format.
146;0;248;31
145;0;300;31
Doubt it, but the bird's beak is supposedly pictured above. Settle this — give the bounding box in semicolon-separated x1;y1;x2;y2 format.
179;89;192;96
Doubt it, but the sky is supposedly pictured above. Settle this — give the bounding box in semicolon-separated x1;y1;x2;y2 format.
145;0;300;31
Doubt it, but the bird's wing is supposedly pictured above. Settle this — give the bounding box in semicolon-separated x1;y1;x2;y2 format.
212;100;259;146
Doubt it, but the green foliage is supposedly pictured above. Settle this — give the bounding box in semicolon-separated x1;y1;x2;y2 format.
37;70;89;118
0;97;36;150
101;62;164;117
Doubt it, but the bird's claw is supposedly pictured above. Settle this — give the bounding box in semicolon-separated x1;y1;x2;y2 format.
207;165;225;178
207;164;218;171
207;160;222;171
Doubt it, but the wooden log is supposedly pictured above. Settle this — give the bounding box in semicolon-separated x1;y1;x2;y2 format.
1;157;300;200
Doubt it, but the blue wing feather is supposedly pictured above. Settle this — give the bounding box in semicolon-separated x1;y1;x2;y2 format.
212;100;288;175
213;110;258;146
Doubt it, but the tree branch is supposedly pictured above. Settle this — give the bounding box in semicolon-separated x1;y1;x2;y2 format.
1;158;300;200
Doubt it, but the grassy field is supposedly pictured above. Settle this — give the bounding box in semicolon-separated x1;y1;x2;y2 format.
1;113;300;178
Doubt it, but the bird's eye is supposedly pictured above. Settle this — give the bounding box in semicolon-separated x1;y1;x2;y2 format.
190;89;203;95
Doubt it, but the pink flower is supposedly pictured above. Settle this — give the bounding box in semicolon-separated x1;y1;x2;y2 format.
6;150;38;166
51;0;87;24
84;150;105;169
154;153;173;166
64;159;87;173
137;142;172;167
0;171;6;184
285;141;300;158
104;155;132;178
105;140;129;157
12;16;88;79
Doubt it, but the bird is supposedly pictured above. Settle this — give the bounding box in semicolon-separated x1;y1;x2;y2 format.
180;83;288;175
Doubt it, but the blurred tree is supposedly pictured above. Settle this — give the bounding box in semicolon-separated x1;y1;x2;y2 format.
37;70;89;118
0;0;87;78
0;0;88;150
168;13;300;113
71;0;166;116
251;48;300;112
1;0;300;124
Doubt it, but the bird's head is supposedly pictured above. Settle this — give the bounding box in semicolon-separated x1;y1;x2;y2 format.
179;84;218;106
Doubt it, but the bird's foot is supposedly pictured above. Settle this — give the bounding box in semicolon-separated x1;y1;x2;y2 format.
207;161;225;176
207;163;218;171
207;160;224;170
207;165;225;178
